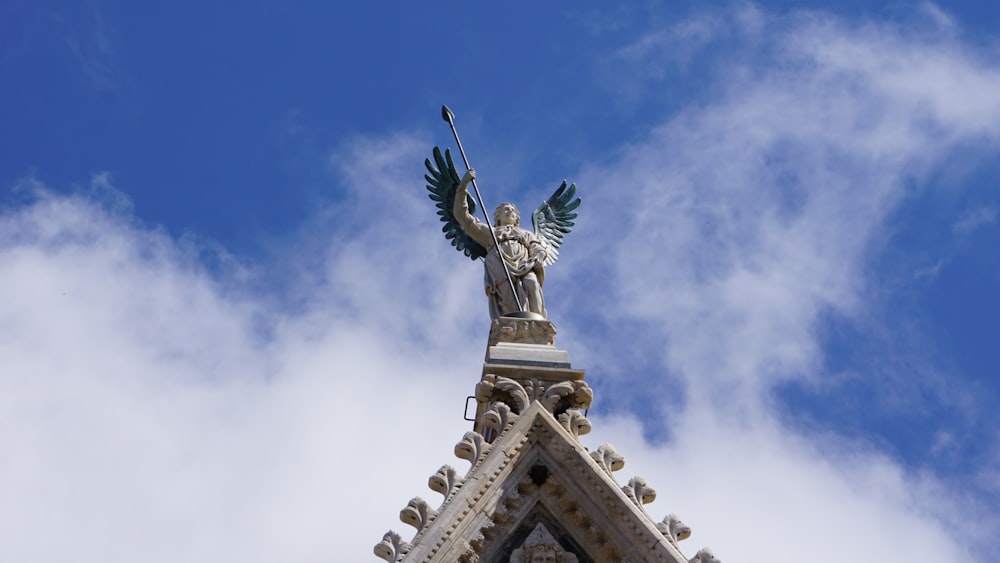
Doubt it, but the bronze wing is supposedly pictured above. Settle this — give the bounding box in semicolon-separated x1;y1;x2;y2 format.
531;181;581;267
424;146;487;260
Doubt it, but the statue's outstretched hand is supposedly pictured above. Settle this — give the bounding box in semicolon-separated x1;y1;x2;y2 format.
461;168;476;186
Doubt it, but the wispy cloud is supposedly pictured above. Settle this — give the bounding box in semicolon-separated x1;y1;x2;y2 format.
952;206;997;235
0;156;480;563
564;4;1000;559
65;2;122;92
577;5;1000;402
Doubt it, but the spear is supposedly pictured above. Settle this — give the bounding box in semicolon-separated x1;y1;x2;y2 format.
441;104;524;313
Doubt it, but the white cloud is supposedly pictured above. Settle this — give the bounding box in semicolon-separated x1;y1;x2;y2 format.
952;206;997;235
0;164;477;562
585;410;979;561
574;5;1000;406
563;5;1000;559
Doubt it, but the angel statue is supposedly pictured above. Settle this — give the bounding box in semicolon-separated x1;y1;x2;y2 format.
425;147;580;320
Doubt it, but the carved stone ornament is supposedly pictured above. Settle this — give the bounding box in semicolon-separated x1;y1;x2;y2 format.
589;443;625;476
373;530;410;562
557;408;591;438
477;374;592;415
508;523;579;563
489;317;558;346
622;476;656;506
455;431;490;469
399;497;437;531
689;548;722;563
428;465;463;499
482;402;519;439
656;513;692;545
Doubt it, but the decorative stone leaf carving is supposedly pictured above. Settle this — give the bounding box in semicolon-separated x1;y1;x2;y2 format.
459;545;480;563
475;377;495;402
468;530;487;556
623;476;656;506
478;376;592;417
557;408;591;438
503;489;525;510
454;431;489;467
493;504;515;524
656;513;691;544
428;464;462;499
508;523;579;563
482;402;519;438
572;382;593;410
590;443;625;475
399;497;437;531
373;530;410;561
541;380;577;411
493;376;531;412
689;548;722;563
521;378;545;403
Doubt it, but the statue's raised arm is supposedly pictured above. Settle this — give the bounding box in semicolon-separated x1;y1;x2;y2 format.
452;169;492;250
425;145;581;321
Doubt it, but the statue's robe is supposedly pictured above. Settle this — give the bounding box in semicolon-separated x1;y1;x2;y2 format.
455;193;547;319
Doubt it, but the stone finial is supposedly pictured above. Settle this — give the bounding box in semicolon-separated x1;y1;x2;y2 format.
572;384;593;410
689;548;722;563
656;513;691;544
482;403;519;439
454;431;489;467
508;523;579;563
400;497;437;531
557;408;591;438
428;464;462;498
623;476;656;506
374;530;410;561
541;381;577;412
590;443;625;475
478;375;530;413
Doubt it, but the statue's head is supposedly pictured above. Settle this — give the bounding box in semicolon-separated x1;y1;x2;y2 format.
493;202;520;226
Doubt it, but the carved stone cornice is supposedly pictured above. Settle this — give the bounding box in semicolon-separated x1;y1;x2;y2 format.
475;374;592;419
380;402;697;563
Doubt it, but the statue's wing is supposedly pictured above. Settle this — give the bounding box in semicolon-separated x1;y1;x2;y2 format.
531;181;581;267
424;146;487;260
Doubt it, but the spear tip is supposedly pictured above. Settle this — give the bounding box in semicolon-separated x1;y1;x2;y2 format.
441;105;455;124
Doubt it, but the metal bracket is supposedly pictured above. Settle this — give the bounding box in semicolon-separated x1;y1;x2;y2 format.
463;396;477;421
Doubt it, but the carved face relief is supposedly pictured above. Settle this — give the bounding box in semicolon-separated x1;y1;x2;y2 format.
528;548;557;563
509;523;578;563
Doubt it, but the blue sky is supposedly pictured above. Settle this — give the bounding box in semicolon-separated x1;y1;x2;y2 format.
2;2;999;561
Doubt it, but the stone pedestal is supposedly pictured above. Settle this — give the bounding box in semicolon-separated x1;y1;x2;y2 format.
488;317;558;347
473;317;589;436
